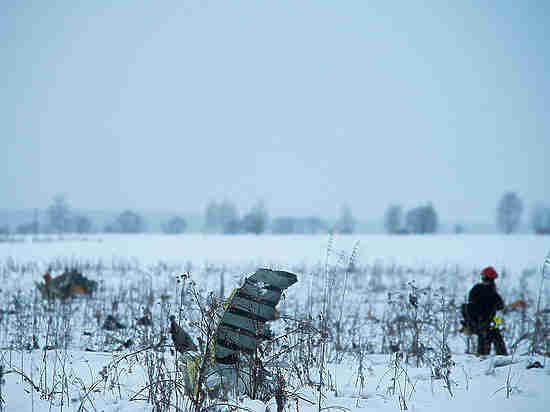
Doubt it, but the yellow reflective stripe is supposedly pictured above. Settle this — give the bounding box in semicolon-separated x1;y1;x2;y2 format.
186;355;200;398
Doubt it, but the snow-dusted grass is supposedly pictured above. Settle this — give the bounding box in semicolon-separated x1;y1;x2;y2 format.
2;351;549;412
0;234;548;411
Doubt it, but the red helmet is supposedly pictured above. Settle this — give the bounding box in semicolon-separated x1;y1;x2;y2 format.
481;266;498;280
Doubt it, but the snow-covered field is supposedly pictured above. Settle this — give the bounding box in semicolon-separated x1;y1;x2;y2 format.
4;351;549;412
1;234;547;272
0;234;549;412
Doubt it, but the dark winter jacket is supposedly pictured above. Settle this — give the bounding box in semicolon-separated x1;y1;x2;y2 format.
466;283;504;330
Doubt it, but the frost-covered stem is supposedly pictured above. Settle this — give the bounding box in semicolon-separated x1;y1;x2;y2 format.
321;234;333;329
462;365;470;391
337;241;360;339
532;250;550;355
307;274;312;318
440;293;453;397
0;363;4;412
174;275;186;412
399;366;408;410
317;234;334;410
42;297;56;394
219;268;225;299
354;339;366;396
505;363;514;399
536;251;550;314
536;271;545;315
318;315;326;412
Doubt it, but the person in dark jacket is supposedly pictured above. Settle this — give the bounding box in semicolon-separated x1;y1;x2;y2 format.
464;266;508;356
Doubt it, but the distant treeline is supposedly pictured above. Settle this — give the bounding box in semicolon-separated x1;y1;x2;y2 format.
1;192;548;236
383;192;549;235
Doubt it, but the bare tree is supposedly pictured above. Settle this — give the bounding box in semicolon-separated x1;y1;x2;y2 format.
497;192;523;234
532;203;550;235
301;216;327;234
384;204;403;234
219;200;240;234
271;216;327;234
271;217;296;234
105;210;145;233
405;203;438;234
336;204;356;234
242;201;268;235
162;216;187;234
74;214;93;234
47;194;71;233
16;221;38;234
203;200;240;233
241;212;258;234
204;200;220;232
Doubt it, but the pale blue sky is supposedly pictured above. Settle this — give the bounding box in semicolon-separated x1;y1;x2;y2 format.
2;1;549;223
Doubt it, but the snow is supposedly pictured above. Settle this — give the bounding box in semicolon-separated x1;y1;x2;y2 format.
1;234;547;273
2;351;549;412
0;234;549;411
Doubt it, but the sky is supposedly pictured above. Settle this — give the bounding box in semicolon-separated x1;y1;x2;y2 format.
2;0;549;224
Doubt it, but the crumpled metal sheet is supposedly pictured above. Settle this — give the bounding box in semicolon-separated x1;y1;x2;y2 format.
214;269;297;363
